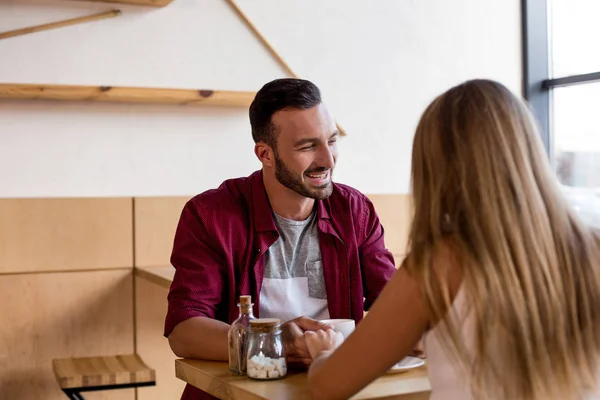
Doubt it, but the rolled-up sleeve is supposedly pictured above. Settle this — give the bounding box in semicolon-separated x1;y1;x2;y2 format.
358;198;397;311
164;200;226;337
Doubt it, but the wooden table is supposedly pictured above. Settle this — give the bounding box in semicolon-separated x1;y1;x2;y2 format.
175;359;431;400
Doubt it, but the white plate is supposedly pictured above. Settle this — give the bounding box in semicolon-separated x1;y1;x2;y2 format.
386;356;425;374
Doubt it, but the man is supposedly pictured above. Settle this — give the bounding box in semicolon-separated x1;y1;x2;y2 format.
165;78;397;400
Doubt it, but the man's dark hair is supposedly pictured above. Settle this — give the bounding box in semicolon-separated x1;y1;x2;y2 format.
249;78;322;149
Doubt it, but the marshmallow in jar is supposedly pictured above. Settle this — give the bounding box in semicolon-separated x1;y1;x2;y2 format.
246;318;287;380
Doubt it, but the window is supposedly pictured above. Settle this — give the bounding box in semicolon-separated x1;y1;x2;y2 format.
523;0;600;190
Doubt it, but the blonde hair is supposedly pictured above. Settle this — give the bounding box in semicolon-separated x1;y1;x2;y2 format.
406;79;600;399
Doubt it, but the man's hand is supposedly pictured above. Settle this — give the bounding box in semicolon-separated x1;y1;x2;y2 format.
281;316;333;367
408;338;426;359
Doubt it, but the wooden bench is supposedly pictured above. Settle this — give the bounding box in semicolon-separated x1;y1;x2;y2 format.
52;354;156;399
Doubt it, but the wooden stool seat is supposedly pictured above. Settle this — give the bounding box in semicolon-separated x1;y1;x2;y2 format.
53;354;155;399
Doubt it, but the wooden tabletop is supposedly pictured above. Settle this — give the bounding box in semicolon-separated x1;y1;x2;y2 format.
175;359;431;400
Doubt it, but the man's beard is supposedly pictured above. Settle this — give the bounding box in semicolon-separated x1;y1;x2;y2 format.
274;152;333;200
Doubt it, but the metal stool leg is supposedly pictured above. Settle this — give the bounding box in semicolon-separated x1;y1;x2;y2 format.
60;381;154;399
62;389;85;400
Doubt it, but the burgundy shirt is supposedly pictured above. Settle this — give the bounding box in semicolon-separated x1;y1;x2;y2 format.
165;170;396;400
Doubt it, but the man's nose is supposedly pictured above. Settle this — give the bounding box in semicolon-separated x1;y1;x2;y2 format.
317;146;335;169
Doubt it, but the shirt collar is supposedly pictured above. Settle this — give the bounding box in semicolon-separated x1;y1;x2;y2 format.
251;170;331;233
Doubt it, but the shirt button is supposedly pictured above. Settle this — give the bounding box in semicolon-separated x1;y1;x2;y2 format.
256;248;261;254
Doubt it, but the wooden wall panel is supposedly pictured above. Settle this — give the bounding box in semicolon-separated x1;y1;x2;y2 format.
367;194;412;261
136;277;185;400
0;269;134;400
134;197;189;267
0;198;133;273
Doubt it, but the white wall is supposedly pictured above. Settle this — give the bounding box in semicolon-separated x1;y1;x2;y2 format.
0;0;522;198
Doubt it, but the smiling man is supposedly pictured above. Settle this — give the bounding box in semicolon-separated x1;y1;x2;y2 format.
165;78;397;400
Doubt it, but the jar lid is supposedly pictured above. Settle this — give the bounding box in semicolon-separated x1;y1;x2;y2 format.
249;318;281;332
239;295;252;306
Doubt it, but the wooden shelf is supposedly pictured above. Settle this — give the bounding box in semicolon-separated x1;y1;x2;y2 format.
0;83;255;107
72;0;173;6
135;266;174;289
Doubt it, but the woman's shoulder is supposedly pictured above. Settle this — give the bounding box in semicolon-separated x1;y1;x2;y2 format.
432;237;464;295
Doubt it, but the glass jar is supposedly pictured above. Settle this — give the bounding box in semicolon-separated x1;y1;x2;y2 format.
246;318;287;380
228;295;255;375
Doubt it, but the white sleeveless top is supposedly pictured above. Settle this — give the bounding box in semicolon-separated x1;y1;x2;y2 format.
423;286;474;400
423;286;600;400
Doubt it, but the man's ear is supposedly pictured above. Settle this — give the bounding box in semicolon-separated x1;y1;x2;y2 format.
254;142;275;168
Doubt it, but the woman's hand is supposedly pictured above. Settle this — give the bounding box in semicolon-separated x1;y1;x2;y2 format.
304;329;344;360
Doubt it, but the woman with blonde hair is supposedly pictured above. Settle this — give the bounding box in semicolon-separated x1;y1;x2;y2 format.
305;79;600;400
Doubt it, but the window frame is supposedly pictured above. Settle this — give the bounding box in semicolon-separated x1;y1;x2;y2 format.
522;0;600;158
